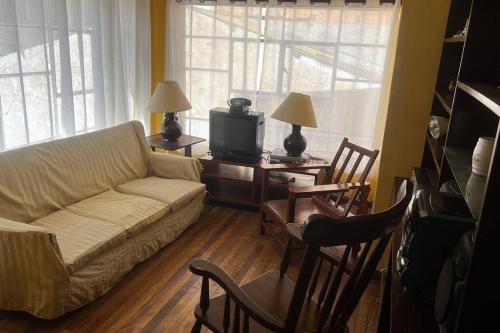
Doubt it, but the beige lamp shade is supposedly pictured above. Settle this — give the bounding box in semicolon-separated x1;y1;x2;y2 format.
271;92;317;128
147;81;192;113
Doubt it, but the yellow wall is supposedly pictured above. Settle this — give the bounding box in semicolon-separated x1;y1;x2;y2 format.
150;0;166;134
373;0;451;212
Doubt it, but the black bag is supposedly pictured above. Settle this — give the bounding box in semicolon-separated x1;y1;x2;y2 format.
396;189;474;303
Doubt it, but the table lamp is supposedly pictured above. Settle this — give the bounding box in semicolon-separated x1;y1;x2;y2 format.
148;81;192;142
271;92;317;156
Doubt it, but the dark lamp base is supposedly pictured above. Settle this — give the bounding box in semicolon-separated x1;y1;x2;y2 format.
161;113;182;142
284;124;307;156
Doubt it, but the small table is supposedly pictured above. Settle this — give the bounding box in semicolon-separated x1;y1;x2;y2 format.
198;153;323;209
147;133;206;157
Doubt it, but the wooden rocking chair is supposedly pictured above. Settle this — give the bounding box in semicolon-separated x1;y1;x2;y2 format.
189;180;412;333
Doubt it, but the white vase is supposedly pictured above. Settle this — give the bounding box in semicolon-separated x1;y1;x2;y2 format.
472;137;495;176
465;173;486;219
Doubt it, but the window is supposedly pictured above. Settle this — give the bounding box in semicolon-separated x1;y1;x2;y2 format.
0;0;150;152
168;2;397;159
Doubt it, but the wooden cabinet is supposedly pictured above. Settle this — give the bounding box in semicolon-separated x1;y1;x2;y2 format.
199;154;321;208
420;0;500;331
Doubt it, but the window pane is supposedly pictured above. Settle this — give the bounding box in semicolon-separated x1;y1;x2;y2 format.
191;38;229;70
337;46;387;82
284;8;340;43
0;77;27;148
83;33;93;90
340;10;392;45
285;45;334;97
86;93;95;129
232;42;259;91
69;33;82;91
74;94;85;132
190;70;228;119
264;8;285;41
231;7;246;38
333;80;381;143
215;6;231;37
247;7;262;39
0;27;19;74
192;6;215;37
260;43;280;92
190;118;209;139
18;27;48;73
52;31;62;94
25;75;52;142
232;42;244;90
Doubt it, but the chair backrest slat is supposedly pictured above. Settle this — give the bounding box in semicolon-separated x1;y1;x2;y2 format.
317;245;352;331
346;153;364;183
321;138;379;216
333;148;354;184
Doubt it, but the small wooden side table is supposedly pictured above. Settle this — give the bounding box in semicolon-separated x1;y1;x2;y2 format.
147;133;205;157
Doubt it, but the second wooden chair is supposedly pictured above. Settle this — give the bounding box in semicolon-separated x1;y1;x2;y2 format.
260;138;379;272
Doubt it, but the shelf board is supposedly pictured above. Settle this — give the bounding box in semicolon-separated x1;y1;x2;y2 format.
434;90;453;114
457;81;500;117
426;133;444;171
205;181;259;208
444;35;466;43
203;164;254;183
444;146;486;218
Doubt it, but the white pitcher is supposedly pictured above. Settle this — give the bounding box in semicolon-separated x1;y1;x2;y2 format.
472;137;495;176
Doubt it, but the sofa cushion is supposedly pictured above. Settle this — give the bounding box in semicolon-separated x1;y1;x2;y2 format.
117;176;206;210
32;210;126;272
0;121;151;223
66;189;170;236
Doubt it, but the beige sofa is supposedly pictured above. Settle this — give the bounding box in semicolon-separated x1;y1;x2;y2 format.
0;121;205;319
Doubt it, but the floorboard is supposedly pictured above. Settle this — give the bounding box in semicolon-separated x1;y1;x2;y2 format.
0;205;381;333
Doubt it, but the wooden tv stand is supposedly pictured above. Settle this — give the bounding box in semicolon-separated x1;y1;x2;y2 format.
198;154;322;208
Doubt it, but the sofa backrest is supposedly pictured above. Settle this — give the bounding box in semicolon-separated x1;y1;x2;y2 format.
0;121;151;223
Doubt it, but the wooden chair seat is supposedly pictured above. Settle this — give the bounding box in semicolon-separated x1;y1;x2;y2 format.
263;197;345;226
286;221;362;275
194;271;322;333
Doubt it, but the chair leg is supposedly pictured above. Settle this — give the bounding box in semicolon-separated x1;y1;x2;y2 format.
191;319;203;333
259;210;266;235
279;238;293;278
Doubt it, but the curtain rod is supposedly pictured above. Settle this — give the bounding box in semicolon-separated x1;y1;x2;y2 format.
182;0;397;5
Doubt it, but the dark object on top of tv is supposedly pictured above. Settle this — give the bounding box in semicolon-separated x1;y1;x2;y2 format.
227;97;252;114
209;107;264;163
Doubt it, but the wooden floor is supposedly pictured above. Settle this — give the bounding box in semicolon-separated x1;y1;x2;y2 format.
0;204;381;333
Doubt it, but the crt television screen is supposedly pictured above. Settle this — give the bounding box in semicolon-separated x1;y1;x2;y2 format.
212;116;256;151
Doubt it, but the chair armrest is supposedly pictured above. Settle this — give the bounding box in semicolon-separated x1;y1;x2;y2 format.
260;162;331;172
189;258;284;332
149;152;203;182
289;182;370;196
0;217;69;319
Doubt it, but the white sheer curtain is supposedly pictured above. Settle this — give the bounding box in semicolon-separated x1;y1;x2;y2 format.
0;0;151;152
168;0;397;159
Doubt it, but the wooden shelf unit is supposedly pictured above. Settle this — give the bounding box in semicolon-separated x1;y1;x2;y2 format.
419;0;500;331
199;154;320;209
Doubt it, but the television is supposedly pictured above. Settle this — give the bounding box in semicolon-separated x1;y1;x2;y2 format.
209;107;265;163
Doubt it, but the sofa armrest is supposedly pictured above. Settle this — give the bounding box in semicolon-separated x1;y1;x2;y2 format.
150;152;203;182
0;217;69;319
